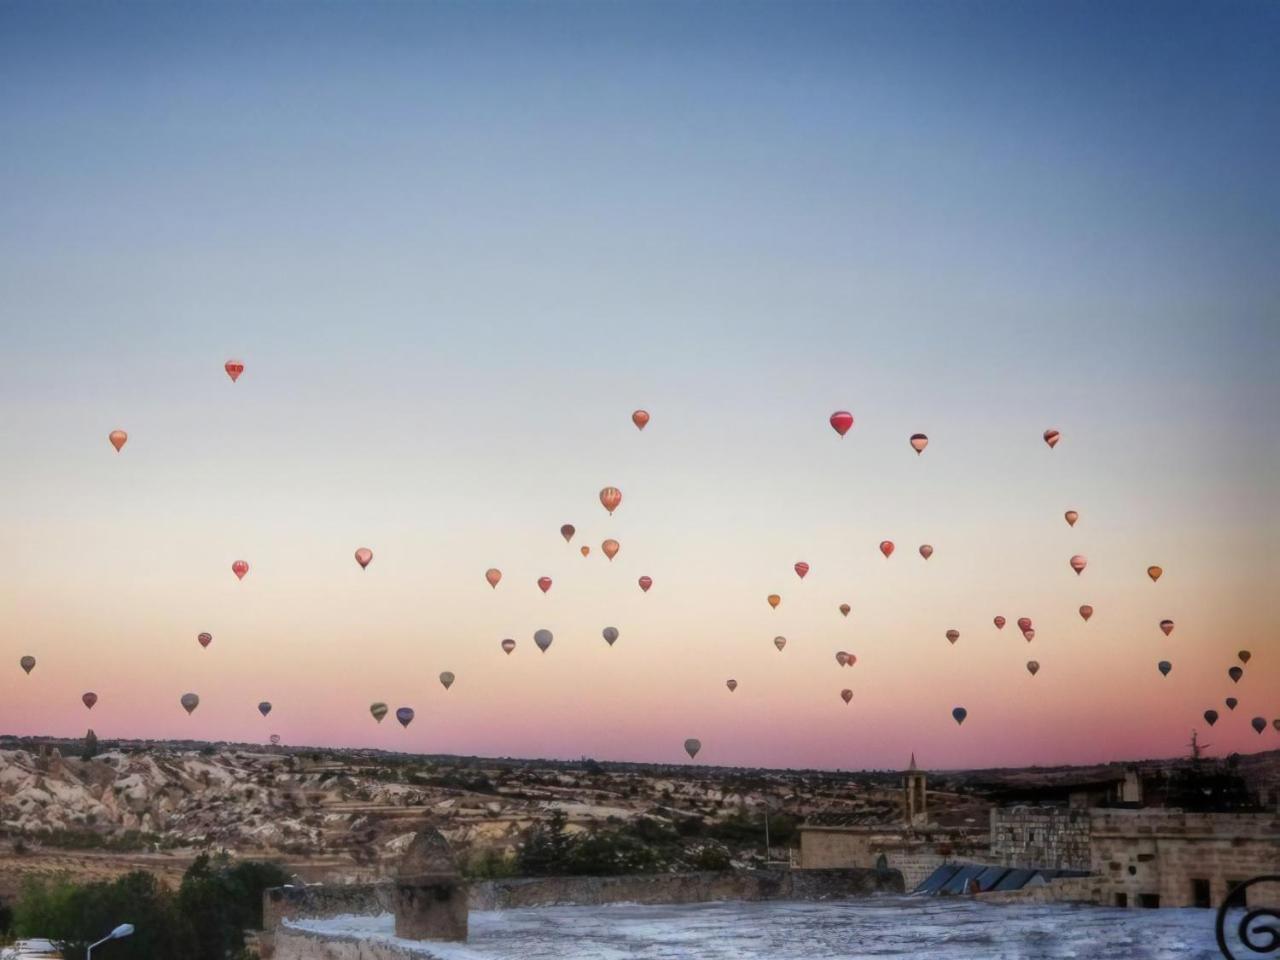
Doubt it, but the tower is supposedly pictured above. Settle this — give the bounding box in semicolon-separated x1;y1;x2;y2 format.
903;753;927;827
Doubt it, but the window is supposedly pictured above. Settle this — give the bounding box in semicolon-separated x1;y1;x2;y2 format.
1138;894;1160;909
1191;879;1211;909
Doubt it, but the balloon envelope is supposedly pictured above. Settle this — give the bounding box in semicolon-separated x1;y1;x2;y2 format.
599;486;623;515
439;671;455;690
879;541;894;558
1079;605;1093;622
1043;428;1060;448
1251;717;1266;734
1023;628;1036;642
197;632;212;648
485;568;502;588
82;692;97;709
952;707;967;726
767;593;780;609
534;629;553;652
993;616;1006;629
395;707;414;728
944;629;959;645
1147;565;1163;582
794;561;809;579
501;638;516;655
1157;661;1171;677
581;546;590;557
1203;710;1218;727
269;733;281;746
19;656;35;674
537;576;552;594
180;693;199;714
1228;666;1243;683
1069;555;1087;575
839;603;851;617
841;689;853;704
232;560;249;580
370;702;388;723
684;738;701;759
638;576;653;592
773;636;786;651
1238;650;1251;664
632;410;650;430
1159;619;1174;636
1226;697;1238;711
258;701;272;717
560;524;576;543
354;547;373;569
910;433;928;454
109;429;128;452
919;544;933;560
725;679;737;692
602;539;620;560
224;359;244;382
1017;617;1032;632
1064;510;1079;527
829;411;854;437
1027;661;1040;676
602;627;619;646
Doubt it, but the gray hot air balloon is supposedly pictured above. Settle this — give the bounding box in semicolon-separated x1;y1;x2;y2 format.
258;701;272;717
602;627;619;647
370;702;388;723
1251;717;1266;735
1228;666;1243;683
952;707;967;726
269;733;282;746
1203;709;1218;727
180;692;200;715
396;707;415;728
439;671;455;690
1225;697;1238;711
534;629;553;653
1026;661;1040;677
683;738;701;760
1157;661;1171;677
501;638;516;655
19;656;35;675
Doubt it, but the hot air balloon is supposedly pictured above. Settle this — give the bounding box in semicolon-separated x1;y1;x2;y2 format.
1159;619;1174;637
684;738;701;759
602;539;620;561
396;707;414;728
537;576;552;594
197;632;212;649
232;560;249;580
638;576;653;593
560;524;576;543
1023;628;1036;642
370;703;388;723
534;629;553;652
1069;555;1087;575
1157;661;1172;677
993;616;1006;630
632;410;650;431
1017;617;1032;632
485;568;502;589
1204;710;1218;727
767;594;781;609
945;629;959;645
109;430;128;452
82;692;97;710
845;653;857;667
581;546;591;557
600;486;622;515
839;603;851;617
773;636;787;652
910;433;928;454
258;701;272;717
1079;605;1093;622
1228;666;1243;683
919;544;933;560
841;689;853;704
1226;697;1238;711
602;627;619;647
439;672;455;690
269;733;281;746
180;693;200;714
830;411;854;437
1147;565;1163;582
1043;429;1060;449
794;562;810;579
835;651;849;666
1238;650;1251;665
355;547;373;570
1251;717;1266;735
879;541;894;558
501;638;516;655
224;359;244;382
1064;510;1079;527
726;679;738;693
1274;719;1280;732
19;656;35;674
1026;661;1040;677
952;707;967;726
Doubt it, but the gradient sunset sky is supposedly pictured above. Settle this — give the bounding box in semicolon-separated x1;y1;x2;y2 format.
1;1;1277;770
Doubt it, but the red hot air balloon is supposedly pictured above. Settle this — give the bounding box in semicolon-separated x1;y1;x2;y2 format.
945;629;959;645
82;692;98;710
1159;619;1174;636
1069;555;1087;575
197;632;212;649
560;524;576;543
501;638;516;655
794;562;810;579
835;651;849;666
485;568;502;588
1079;605;1093;622
638;576;652;593
537;576;552;594
845;653;857;667
830;411;854;437
919;544;933;560
1044;429;1060;449
632;410;650;431
599;486;623;515
909;434;928;454
354;547;373;570
232;560;249;580
879;541;894;558
993;616;1006;630
109;430;128;452
225;360;244;382
1017;617;1032;633
841;689;853;704
839;603;851;617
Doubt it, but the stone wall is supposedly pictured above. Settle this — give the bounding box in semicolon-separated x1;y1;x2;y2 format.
990;806;1091;871
273;927;439;960
798;827;985;890
264;883;395;931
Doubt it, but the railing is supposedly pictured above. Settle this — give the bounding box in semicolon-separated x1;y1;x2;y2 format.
1217;876;1280;960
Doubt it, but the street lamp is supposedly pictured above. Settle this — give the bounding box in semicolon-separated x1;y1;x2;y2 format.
87;923;134;958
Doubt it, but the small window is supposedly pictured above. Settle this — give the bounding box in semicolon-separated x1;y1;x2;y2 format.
1191;879;1211;909
1138;894;1160;909
1115;893;1128;908
1128;866;1137;876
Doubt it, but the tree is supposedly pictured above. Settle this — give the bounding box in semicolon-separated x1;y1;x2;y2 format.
82;728;100;761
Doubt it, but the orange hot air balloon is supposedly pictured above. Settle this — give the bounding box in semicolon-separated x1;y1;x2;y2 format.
82;692;98;710
994;616;1006;629
945;629;959;645
581;546;590;557
1064;510;1079;527
485;568;502;588
1023;628;1036;642
599;486;622;515
1079;605;1093;622
830;411;854;437
841;689;853;704
1026;660;1040;677
773;636;787;651
1147;565;1163;582
501;638;516;655
602;539;620;561
560;524;576;543
835;651;849;666
354;547;373;570
1069;554;1087;575
909;433;928;454
767;594;781;609
232;560;249;580
1017;617;1032;632
1043;428;1060;449
632;409;650;431
839;603;851;617
537;576;552;594
197;632;212;649
108;430;128;452
225;359;244;382
879;541;894;558
726;679;738;693
1159;619;1174;637
638;575;652;593
794;562;809;579
919;544;933;560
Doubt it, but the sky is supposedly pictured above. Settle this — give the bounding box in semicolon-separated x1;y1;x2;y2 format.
1;0;1277;771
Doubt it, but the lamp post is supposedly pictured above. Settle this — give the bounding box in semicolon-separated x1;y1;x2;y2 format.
87;923;133;959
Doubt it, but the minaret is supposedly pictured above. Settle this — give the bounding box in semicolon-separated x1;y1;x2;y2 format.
903;753;927;827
